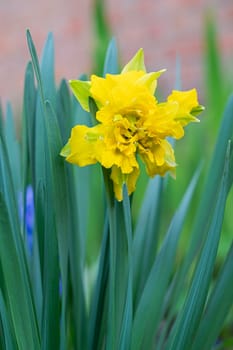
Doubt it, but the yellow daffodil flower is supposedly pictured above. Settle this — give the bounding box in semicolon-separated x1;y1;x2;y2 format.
61;49;204;201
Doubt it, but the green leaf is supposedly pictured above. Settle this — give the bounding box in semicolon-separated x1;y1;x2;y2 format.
92;0;111;75
0;106;40;349
40;32;56;105
88;218;109;350
67;168;88;349
131;167;201;350
56;79;72;143
191;242;233;350
133;176;164;306
26;30;61;349
103;171;133;350
26;29;45;103
4;103;21;195
167;141;233;350
119;185;133;350
64;162;88;349
40;182;60;350
0;290;18;350
178;94;233;296
0;191;40;350
103;37;119;75
22;61;37;187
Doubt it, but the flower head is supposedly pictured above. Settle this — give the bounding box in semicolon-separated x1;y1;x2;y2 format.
61;49;204;200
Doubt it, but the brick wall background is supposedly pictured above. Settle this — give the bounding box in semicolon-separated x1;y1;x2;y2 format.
1;0;233;109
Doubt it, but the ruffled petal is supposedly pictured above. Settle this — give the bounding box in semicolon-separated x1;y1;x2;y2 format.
137;70;166;95
144;102;184;140
139;139;176;178
65;124;104;166
111;165;140;201
168;89;203;126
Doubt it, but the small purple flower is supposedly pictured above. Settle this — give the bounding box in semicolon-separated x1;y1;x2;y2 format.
25;185;34;253
19;185;35;254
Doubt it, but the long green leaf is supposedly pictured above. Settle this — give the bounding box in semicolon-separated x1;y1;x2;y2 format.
191;242;233;350
172;94;233;311
22;61;36;186
131;167;201;350
26;30;61;349
119;185;133;350
0;190;40;350
4;103;21;196
88;218;109;350
103;171;133;350
26;30;45;103
40;32;56;105
67;167;88;349
40;181;60;350
0;107;40;349
92;0;111;75
56;79;72;143
45;100;70;349
167;141;233;350
103;37;119;76
0;290;17;350
189;94;233;252
133;176;164;305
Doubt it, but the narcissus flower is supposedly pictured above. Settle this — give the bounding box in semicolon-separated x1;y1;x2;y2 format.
61;49;204;201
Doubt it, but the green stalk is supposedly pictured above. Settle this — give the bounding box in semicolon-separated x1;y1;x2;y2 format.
102;168;117;349
102;170;133;350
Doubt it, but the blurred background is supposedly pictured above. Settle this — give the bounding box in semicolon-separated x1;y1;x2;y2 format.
1;0;233;108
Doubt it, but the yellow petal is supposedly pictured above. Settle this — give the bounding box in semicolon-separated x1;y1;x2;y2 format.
168;89;202;126
69;80;91;111
144;102;184;140
91;71;156;123
121;48;146;73
137;70;166;95
111;165;140;201
60;141;71;157
140;139;176;178
65;124;104;166
90;74;116;108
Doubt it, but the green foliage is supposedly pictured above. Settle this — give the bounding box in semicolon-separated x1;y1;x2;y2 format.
0;30;233;350
92;0;111;75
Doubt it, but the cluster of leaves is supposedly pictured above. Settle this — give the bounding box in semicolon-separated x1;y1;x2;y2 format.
165;12;233;262
0;30;233;350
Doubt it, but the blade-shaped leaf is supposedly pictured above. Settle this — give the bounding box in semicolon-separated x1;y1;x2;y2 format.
131;167;201;350
103;171;133;350
26;30;61;349
191;242;233;350
166;141;233;350
0;190;40;350
119;185;133;350
103;37;119;76
170;94;233;314
133;176;164;305
88;218;109;350
0;290;18;350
